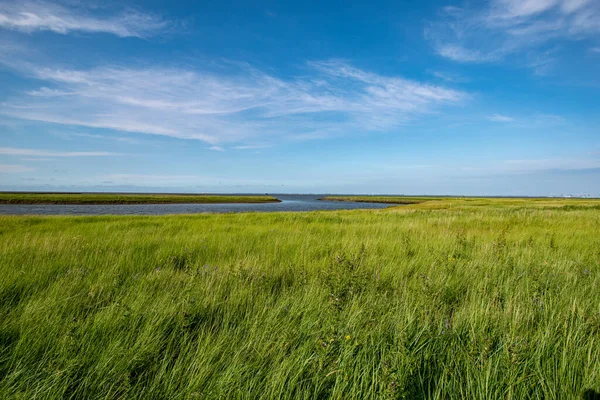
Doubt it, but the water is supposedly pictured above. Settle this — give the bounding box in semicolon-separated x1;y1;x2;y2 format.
0;195;392;216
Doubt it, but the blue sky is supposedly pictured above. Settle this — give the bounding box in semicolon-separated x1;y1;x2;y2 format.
0;0;599;195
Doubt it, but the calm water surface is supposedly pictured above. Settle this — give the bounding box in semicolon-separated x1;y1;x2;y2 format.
0;195;391;216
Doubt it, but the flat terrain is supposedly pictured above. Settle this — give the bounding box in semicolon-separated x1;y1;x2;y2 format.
1;198;600;398
321;195;599;206
0;193;280;205
321;195;436;204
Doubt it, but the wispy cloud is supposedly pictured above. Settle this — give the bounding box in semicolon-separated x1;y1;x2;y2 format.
0;0;168;38
0;147;121;157
233;144;272;150
532;113;566;124
426;0;600;71
0;164;34;173
0;59;468;146
66;132;144;145
436;45;499;63
430;70;469;83
488;113;515;122
209;146;224;152
486;112;565;126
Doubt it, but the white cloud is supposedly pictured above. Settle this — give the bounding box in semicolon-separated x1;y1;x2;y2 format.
532;113;566;124
436;45;498;63
492;0;560;19
561;0;591;14
430;71;468;83
427;0;600;70
0;59;467;146
0;0;168;38
484;112;564;125
0;147;121;157
525;48;559;75
488;113;515;122
0;164;34;172
26;87;75;97
67;132;143;145
209;146;224;152
234;144;271;150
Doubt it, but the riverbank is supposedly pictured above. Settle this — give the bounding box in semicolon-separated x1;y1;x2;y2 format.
0;193;280;205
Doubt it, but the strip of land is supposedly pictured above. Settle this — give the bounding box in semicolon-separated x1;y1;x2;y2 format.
321;195;600;209
0;193;280;205
321;195;435;204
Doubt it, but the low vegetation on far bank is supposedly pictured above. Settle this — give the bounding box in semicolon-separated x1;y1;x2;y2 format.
0;193;280;205
322;195;600;208
321;196;436;204
1;198;600;398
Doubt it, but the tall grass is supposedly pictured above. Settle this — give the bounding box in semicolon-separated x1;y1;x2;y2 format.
1;199;599;398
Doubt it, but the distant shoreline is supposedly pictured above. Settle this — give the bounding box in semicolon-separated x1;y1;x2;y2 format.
0;193;281;205
320;196;429;204
319;195;598;204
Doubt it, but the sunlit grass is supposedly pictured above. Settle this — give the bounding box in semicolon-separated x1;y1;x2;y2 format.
1;198;599;398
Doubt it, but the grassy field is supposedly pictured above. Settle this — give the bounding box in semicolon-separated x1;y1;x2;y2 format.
1;198;600;399
0;193;280;205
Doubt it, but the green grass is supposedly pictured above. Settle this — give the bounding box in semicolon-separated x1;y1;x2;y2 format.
0;193;280;205
1;198;600;399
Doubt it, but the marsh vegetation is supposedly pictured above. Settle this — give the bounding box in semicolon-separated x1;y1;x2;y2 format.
1;198;599;398
0;193;280;205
